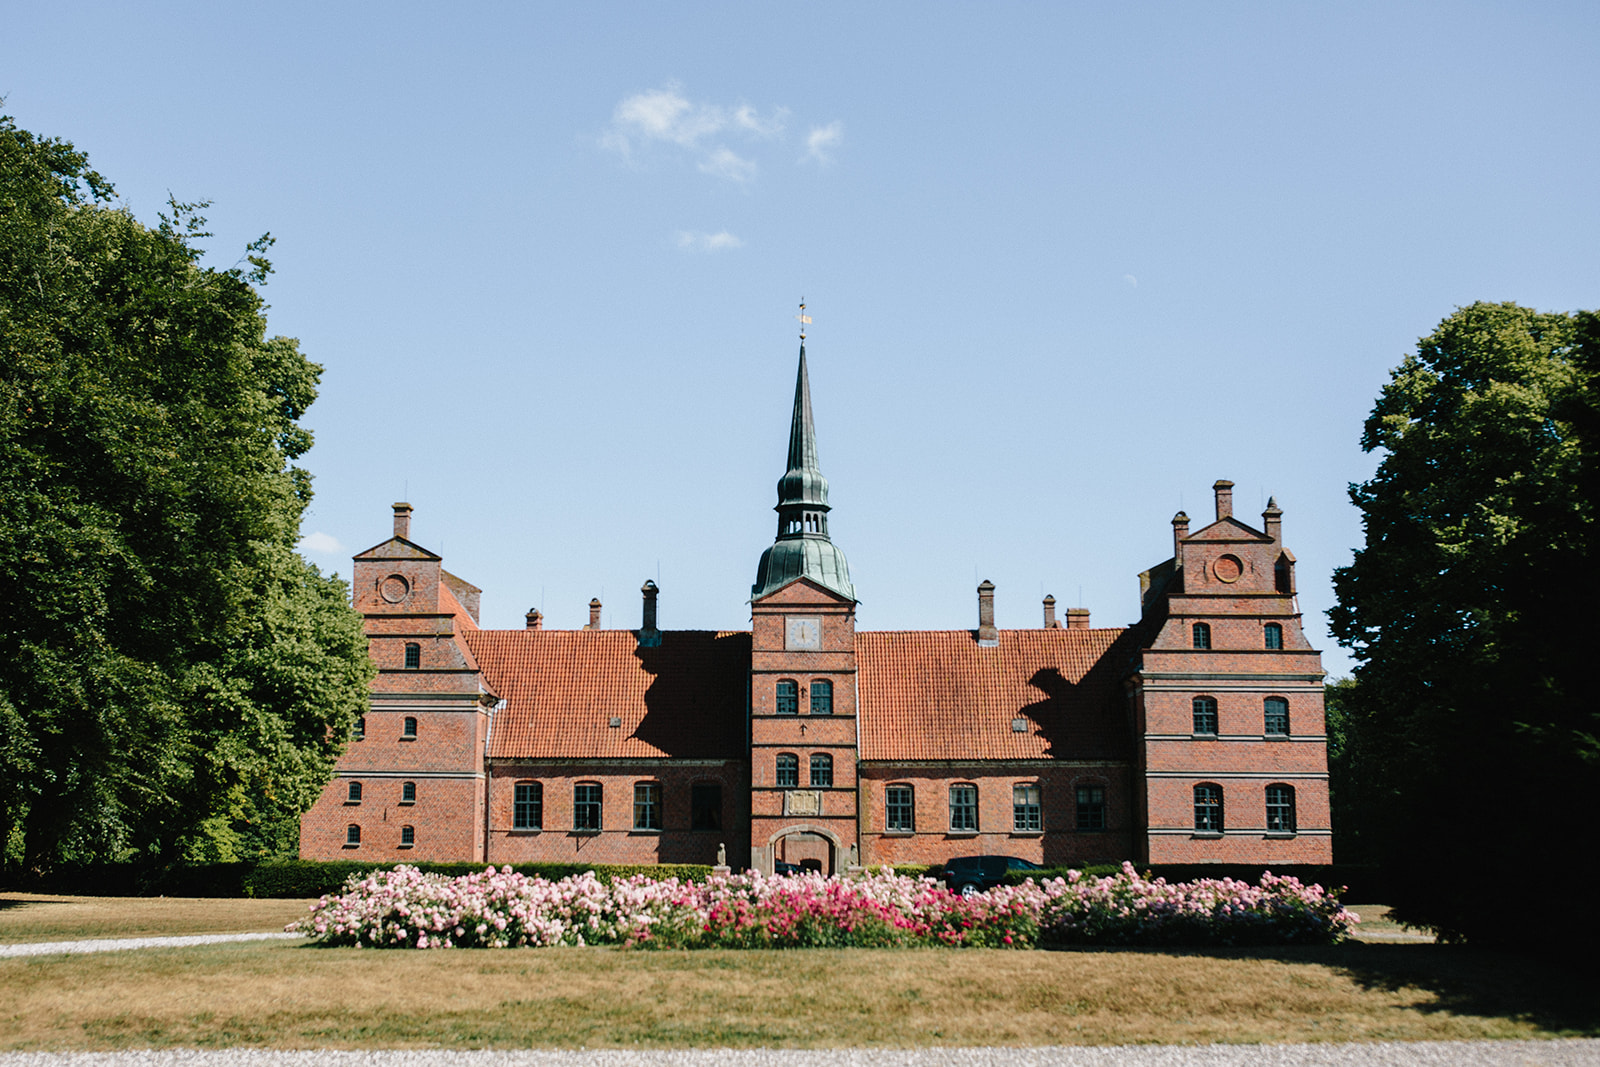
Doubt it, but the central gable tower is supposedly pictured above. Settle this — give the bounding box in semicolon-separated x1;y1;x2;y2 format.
749;333;860;874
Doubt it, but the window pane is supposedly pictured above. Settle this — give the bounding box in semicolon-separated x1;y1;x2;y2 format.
402;781;416;803
1076;785;1106;830
1264;623;1283;650
574;783;602;831
1266;785;1296;832
400;825;414;846
346;824;361;845
1192;623;1211;649
1013;783;1041;832
810;753;833;788
352;716;365;740
810;680;833;714
950;784;978;832
1194;785;1223;832
403;716;417;737
776;680;798;715
886;785;914;832
634;782;661;831
1264;697;1290;735
514;781;542;830
1193;696;1218;734
776;754;798;788
692;783;722;830
347;781;362;802
404;642;420;669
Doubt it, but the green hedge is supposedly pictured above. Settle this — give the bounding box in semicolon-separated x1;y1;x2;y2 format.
862;864;932;879
997;863;1124;886
241;860;716;898
996;863;1383;899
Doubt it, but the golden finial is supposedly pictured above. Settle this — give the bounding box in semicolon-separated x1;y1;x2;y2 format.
796;298;812;340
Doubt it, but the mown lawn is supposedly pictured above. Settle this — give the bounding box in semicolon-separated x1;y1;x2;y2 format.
1;937;1594;1050
0;893;314;944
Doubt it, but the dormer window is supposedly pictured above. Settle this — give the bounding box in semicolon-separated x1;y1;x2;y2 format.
404;642;421;669
1264;623;1283;650
1192;622;1212;649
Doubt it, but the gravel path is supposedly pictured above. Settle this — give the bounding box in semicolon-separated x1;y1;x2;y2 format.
1;1044;1597;1067
0;932;305;958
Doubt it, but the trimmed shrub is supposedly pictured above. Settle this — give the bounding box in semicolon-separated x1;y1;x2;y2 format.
244;860;714;898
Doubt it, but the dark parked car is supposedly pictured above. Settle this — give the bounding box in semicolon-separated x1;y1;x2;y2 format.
938;855;1043;895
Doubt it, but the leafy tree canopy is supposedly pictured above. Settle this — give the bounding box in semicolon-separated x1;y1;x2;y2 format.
0;115;374;871
1329;301;1599;949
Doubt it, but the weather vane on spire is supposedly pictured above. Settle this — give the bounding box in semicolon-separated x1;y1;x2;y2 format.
796;298;812;341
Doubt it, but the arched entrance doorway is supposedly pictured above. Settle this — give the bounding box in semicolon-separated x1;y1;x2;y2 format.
766;824;843;875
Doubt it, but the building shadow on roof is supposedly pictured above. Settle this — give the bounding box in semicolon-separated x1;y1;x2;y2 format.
629;631;751;760
1017;628;1143;761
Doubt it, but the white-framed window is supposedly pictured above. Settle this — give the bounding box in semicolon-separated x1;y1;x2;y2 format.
401;781;416;804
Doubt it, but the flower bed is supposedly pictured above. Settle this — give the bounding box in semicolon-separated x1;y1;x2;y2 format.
290;862;1354;949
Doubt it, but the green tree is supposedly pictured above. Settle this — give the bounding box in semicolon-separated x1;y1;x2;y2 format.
1329;301;1599;950
0;115;374;870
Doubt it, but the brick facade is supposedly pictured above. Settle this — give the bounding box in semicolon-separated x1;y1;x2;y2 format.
301;348;1330;872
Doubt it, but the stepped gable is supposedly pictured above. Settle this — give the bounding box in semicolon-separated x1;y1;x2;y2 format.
858;628;1133;761
467;629;750;760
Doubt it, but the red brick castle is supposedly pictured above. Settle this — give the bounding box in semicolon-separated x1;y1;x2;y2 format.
301;340;1331;871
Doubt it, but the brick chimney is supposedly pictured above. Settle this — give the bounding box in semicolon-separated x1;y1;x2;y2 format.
977;580;998;647
585;597;602;630
1262;496;1283;545
525;608;543;631
1066;607;1091;631
393;502;413;540
1172;510;1189;561
1213;480;1234;521
1042;595;1061;629
638;580;661;647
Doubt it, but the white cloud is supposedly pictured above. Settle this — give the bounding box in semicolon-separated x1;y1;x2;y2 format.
698;147;756;184
298;531;344;555
677;230;744;252
1123;274;1139;288
601;85;795;183
804;122;843;163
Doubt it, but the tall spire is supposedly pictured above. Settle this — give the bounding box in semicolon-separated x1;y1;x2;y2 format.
752;317;855;602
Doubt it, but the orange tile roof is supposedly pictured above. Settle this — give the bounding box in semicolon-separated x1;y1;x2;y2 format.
857;629;1134;761
467;630;750;760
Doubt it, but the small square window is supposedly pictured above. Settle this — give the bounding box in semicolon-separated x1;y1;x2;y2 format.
402;716;418;738
399;825;414;847
345;824;361;846
346;780;362;803
401;781;416;804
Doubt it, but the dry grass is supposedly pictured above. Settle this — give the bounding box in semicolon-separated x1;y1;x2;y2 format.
1;939;1594;1050
0;893;314;944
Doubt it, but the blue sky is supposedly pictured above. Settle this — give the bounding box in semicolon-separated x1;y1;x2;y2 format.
6;2;1597;676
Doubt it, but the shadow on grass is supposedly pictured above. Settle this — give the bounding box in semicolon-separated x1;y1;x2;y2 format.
1051;941;1599;1037
0;897;61;912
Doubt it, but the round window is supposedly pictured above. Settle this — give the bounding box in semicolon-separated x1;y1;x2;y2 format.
1212;555;1243;583
380;574;410;603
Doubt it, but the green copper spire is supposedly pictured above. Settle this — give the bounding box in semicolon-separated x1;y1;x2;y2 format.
752;340;856;602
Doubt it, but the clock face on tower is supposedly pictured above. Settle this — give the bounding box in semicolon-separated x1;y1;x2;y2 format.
785;616;822;651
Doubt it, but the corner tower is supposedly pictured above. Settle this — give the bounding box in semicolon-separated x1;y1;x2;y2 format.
749;322;860;875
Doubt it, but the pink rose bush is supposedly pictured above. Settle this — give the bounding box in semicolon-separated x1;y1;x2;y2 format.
291;861;1354;949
